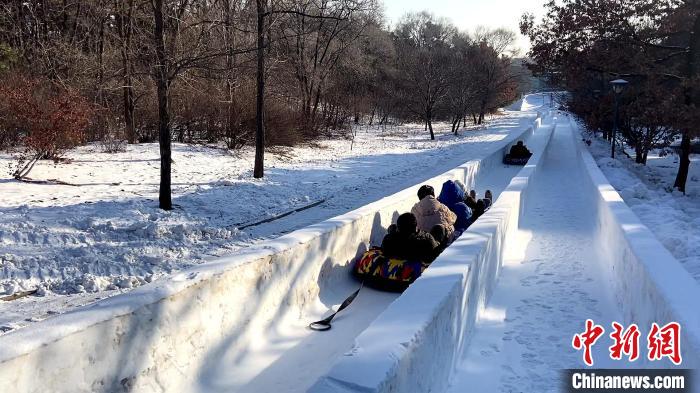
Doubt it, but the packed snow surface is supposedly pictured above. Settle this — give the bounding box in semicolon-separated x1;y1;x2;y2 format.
447;118;626;393
0;112;535;331
581;128;700;282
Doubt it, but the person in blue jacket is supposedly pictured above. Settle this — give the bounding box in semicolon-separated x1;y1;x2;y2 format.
437;180;472;235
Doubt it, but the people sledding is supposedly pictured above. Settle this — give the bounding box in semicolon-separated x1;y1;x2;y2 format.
411;184;457;241
354;183;493;291
504;140;532;165
437;180;471;237
315;185;493;329
382;213;441;263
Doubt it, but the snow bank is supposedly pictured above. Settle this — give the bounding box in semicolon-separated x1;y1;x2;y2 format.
583;136;700;283
308;114;556;393
572;118;700;368
0;116;545;392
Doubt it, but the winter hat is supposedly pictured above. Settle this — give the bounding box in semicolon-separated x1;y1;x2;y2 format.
455;180;467;193
397;212;418;234
417;185;435;200
438;180;463;206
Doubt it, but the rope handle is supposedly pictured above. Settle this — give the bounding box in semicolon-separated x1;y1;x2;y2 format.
308;282;363;331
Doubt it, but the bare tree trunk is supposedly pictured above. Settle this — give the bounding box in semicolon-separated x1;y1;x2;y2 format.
673;133;691;193
634;144;644;164
153;0;172;210
674;12;700;193
311;86;323;130
380;113;388;125
427;107;435;140
223;0;241;148
116;0;136;143
13;153;41;180
253;0;266;179
123;78;136;143
96;9;106;107
119;0;137;143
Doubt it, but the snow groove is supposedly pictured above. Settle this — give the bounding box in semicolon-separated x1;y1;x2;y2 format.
447;117;622;393
309;112;555;393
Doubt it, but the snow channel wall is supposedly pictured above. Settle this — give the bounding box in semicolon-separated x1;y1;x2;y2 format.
308;114;557;393
0;114;545;393
572;117;700;368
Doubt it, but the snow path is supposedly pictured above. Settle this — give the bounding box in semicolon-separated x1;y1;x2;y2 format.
446;118;623;393
191;153;526;393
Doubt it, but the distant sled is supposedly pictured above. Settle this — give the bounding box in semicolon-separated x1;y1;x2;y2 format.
503;153;532;165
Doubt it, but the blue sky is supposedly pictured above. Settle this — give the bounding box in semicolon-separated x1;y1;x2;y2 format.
380;0;547;54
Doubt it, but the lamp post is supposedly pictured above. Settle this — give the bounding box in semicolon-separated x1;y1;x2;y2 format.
610;79;628;159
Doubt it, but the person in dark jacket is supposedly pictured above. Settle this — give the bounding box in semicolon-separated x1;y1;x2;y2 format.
465;195;477;209
382;213;440;263
437;180;472;234
509;141;532;158
471;199;486;221
464;189;477;209
430;224;449;254
483;189;493;209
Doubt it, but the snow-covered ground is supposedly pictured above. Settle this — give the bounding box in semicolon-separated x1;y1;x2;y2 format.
0;112;535;332
580;127;700;282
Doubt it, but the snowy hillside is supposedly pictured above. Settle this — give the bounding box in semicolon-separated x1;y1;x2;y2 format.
0;112;535;332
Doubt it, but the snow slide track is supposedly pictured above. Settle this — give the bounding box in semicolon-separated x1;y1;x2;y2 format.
0;112;547;393
572;117;700;368
309;113;557;393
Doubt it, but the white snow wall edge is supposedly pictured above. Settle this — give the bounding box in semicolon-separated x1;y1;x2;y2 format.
572;117;700;368
308;115;556;393
0;113;545;392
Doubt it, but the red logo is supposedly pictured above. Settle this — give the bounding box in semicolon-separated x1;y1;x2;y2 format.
572;319;605;366
609;322;640;361
572;321;682;366
647;322;682;365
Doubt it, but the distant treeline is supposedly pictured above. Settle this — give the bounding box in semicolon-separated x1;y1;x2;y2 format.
0;1;525;209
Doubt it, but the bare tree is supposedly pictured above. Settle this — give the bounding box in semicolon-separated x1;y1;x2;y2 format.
254;0;267;178
114;0;137;143
393;12;455;139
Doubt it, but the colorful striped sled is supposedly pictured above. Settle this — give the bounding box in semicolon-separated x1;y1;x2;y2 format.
353;248;429;292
